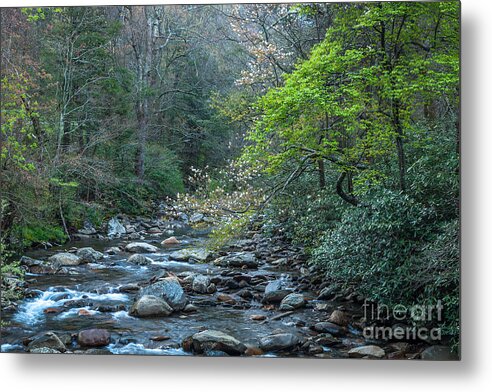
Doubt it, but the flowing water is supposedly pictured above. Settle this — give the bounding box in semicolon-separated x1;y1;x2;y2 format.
1;228;360;357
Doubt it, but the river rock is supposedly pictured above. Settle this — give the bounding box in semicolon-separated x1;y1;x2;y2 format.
78;329;111;347
262;280;293;304
48;252;82;267
28;332;66;353
20;256;43;268
238;289;253;300
139;277;187;311
20;256;59;274
30;347;63;354
127;253;153;266
118;283;140;292
312;322;344;336
420;345;458;360
190;213;204;224
183;303;199;313
328;310;349;326
78;221;97;235
161;236;180;245
192;274;213;294
177;212;189;223
187;330;246;356
169;248;210;262
279;293;305;310
259;333;300;352
348;345;385;358
125;242;158;253
213;252;258;269
318;284;340;300
106;247;121;255
245;346;264;356
130;295;173;317
108;217;126;238
76;247;104;263
217;293;236;304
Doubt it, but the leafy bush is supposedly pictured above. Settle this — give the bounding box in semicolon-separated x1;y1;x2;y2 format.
312;188;459;342
1;235;25;317
11;223;67;248
64;201;106;230
419;220;460;342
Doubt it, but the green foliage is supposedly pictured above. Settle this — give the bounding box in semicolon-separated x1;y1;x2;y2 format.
419;220;460;344
406;115;460;221
64;202;106;230
1;223;25;314
241;1;459;196
96;144;184;216
0;74;38;172
312;189;459;341
12;223;67;248
208;210;255;250
144;144;185;197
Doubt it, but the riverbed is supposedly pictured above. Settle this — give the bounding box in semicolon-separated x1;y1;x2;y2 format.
1;226;370;357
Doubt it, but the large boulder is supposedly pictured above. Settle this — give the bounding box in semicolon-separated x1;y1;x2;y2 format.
108;217;126;238
130;295;173;317
186;330;246;356
348;345;385;359
127;254;153;266
139;277;187;311
259;333;300;352
125;242;158;253
213;252;258;269
279;293;305;310
169;248;210;262
78;329;111;347
48;252;81;267
76;247;104;263
28;332;67;353
262;280;293;304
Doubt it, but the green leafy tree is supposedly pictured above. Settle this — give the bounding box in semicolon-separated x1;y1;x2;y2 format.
242;1;459;204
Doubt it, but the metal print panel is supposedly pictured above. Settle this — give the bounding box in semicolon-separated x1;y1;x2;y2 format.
0;1;460;360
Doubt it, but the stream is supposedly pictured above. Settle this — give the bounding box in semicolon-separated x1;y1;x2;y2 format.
1;226;364;357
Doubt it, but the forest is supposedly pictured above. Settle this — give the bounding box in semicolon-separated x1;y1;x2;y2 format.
0;2;460;358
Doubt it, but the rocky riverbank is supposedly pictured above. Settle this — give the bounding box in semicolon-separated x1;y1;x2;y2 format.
0;210;457;360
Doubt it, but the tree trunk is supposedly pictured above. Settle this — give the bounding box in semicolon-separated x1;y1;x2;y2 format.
336;172;358;206
135;102;147;180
